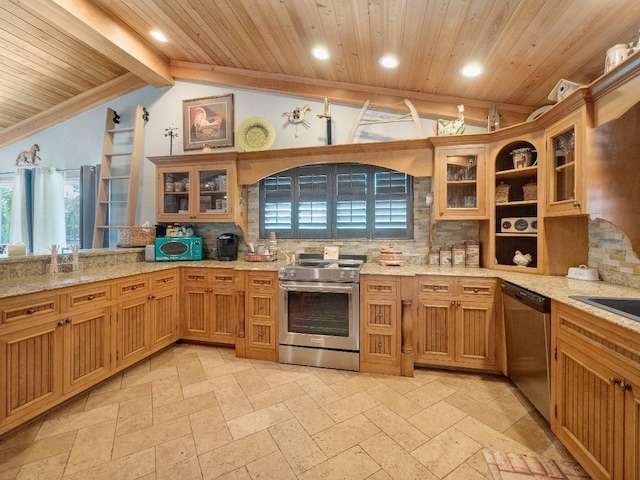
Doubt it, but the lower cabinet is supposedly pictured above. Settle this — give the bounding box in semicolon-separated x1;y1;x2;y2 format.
415;276;497;370
245;271;278;361
149;271;179;348
181;268;236;345
63;306;111;394
0;319;64;431
0;297;112;432
360;275;401;375
552;301;640;480
115;276;151;368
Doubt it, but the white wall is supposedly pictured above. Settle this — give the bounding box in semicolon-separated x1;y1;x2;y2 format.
0;80;485;225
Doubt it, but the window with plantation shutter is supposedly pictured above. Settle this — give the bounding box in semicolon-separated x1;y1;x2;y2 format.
259;164;412;239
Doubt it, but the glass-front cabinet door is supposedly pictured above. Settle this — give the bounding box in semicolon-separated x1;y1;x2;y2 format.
158;166;191;219
545;111;584;216
435;145;487;219
155;162;235;222
196;169;230;217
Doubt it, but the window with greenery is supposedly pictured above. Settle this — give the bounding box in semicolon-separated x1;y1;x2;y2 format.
259;164;413;239
0;174;13;244
64;169;80;245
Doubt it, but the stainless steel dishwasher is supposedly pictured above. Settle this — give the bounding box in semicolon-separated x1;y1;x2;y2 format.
501;281;552;422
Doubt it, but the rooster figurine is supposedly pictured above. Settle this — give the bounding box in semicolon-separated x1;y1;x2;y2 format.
513;250;532;267
434;104;465;136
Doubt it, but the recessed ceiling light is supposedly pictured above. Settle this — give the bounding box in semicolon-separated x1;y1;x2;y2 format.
379;55;400;69
460;63;483;77
150;30;168;42
311;46;330;60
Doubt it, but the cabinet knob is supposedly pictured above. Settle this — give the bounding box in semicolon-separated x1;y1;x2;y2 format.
609;376;622;386
87;295;95;301
433;286;439;291
148;294;156;300
451;300;455;306
26;308;36;314
573;201;581;208
378;343;383;348
57;320;64;326
439;211;444;216
474;288;479;293
378;313;383;317
131;285;137;290
66;318;72;324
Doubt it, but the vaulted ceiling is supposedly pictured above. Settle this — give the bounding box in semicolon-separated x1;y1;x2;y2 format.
1;0;639;148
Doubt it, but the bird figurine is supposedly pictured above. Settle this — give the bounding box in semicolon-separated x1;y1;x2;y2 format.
434;104;465;136
513;250;532;267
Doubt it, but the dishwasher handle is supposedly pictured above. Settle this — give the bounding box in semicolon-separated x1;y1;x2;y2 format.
501;281;551;313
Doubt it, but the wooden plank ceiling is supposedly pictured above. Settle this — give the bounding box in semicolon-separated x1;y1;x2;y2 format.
1;0;639;148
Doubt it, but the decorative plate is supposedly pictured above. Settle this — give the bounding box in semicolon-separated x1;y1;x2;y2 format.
237;117;276;152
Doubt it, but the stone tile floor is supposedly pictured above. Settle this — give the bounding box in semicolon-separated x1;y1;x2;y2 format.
0;344;581;480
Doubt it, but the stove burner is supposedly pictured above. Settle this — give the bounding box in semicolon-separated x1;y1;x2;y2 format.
278;255;365;283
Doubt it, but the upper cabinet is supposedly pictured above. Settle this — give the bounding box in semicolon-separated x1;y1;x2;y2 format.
149;153;248;239
544;109;586;216
434;145;487;219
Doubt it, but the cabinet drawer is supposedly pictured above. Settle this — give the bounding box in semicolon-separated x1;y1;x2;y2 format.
458;279;495;299
363;278;398;296
1;292;61;327
116;276;149;297
151;270;178;290
211;270;235;286
417;277;455;296
183;268;210;285
66;284;111;310
246;272;276;290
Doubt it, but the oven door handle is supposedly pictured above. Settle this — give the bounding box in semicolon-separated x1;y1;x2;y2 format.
279;282;357;293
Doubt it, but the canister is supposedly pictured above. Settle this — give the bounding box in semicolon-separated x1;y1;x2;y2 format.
465;242;480;267
429;248;440;266
452;244;466;267
439;246;452;267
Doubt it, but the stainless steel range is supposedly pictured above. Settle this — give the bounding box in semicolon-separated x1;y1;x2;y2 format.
278;255;364;371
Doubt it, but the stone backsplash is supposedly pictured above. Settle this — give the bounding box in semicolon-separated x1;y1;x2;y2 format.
589;218;640;288
244;177;480;265
0;248;144;281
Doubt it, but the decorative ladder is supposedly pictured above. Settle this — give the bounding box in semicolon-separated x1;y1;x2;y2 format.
349;99;422;142
92;105;145;248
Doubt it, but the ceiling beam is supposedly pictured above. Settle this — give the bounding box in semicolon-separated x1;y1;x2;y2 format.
28;0;174;88
170;61;535;127
0;73;146;149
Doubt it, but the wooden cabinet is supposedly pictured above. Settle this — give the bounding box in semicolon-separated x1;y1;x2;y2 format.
544;110;586;216
0;318;64;431
360;276;402;375
552;301;640;480
415;276;497;370
245;271;278;362
149;270;179;348
434;145;487;219
0;285;115;433
114;275;151;368
182;268;237;345
63;306;111;394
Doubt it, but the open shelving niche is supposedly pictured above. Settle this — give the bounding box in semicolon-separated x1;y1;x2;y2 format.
493;141;539;270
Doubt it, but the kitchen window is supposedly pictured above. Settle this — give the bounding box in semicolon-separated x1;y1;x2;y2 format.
259;164;413;239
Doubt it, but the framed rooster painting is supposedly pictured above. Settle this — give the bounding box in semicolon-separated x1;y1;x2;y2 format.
183;94;234;150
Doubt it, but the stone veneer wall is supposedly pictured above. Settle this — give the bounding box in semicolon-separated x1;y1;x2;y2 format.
243;177;480;265
0;249;144;281
589;218;640;288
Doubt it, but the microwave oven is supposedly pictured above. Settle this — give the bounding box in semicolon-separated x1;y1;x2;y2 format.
155;237;203;261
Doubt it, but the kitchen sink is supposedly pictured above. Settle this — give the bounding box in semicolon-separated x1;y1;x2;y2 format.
570;296;640;323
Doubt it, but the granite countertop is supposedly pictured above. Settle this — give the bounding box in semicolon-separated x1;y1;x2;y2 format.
1;259;639;335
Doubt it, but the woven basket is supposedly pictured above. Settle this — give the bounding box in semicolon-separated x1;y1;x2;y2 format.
117;227;156;247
